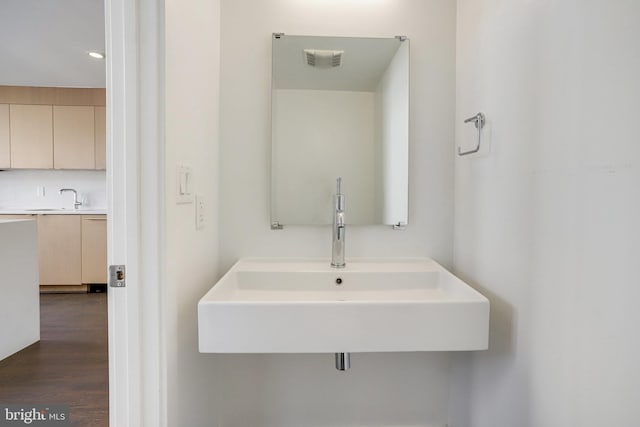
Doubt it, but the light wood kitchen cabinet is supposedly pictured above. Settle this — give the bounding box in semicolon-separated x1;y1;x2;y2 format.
37;215;82;286
1;213;106;291
53;106;95;169
94;106;106;170
0;104;9;168
81;216;107;284
0;87;106;170
9;104;53;169
0;214;36;220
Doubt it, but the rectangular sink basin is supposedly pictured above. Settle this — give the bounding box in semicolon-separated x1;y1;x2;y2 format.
198;258;489;353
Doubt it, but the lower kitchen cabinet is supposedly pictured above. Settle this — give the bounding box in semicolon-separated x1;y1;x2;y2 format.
38;215;82;286
81;216;107;284
0;214;36;220
0;104;9;168
1;213;107;291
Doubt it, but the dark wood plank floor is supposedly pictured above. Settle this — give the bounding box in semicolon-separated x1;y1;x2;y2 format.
0;293;109;427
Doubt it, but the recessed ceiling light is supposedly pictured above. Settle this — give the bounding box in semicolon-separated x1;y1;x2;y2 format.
88;51;105;59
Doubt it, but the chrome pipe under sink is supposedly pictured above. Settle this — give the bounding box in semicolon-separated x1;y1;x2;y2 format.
335;352;350;371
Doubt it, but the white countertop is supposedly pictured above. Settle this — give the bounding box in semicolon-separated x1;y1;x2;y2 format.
0;208;107;215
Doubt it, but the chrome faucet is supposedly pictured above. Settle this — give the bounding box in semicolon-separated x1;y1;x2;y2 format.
331;177;346;268
59;188;82;209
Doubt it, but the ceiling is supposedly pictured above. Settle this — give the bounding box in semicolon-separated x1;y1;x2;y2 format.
0;0;105;88
272;35;404;92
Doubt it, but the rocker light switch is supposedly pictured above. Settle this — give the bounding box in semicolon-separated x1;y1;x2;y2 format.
176;163;194;204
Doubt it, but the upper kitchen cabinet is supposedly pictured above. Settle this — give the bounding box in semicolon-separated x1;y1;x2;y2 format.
53;105;95;169
0;104;9;168
0;86;106;170
94;106;106;170
10;104;54;169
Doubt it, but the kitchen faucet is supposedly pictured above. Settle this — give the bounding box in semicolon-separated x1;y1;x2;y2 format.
331;177;346;268
59;188;82;209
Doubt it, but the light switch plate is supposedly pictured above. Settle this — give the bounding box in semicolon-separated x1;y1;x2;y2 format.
176;163;194;204
196;194;205;229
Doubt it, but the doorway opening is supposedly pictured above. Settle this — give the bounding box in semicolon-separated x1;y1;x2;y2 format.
0;1;110;425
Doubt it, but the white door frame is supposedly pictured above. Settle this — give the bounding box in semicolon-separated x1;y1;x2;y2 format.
105;0;165;425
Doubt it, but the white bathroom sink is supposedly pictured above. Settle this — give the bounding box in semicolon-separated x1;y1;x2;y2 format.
198;258;489;353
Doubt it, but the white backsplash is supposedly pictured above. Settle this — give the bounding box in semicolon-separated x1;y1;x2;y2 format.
0;170;106;210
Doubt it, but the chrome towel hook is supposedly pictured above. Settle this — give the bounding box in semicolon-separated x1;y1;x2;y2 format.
458;112;486;156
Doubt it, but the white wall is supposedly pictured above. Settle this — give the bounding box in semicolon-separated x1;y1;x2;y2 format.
272;89;376;224
451;1;640;426
164;0;221;425
0;170;106;209
218;0;456;426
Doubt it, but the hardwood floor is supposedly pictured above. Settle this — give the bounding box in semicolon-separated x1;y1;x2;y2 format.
0;293;108;427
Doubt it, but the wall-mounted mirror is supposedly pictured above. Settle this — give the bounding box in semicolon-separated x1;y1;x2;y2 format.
271;34;409;227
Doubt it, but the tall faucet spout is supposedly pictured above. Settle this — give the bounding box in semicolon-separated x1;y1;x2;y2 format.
59;188;82;210
331;177;346;268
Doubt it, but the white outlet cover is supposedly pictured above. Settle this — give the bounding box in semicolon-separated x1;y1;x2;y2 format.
196;194;205;229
